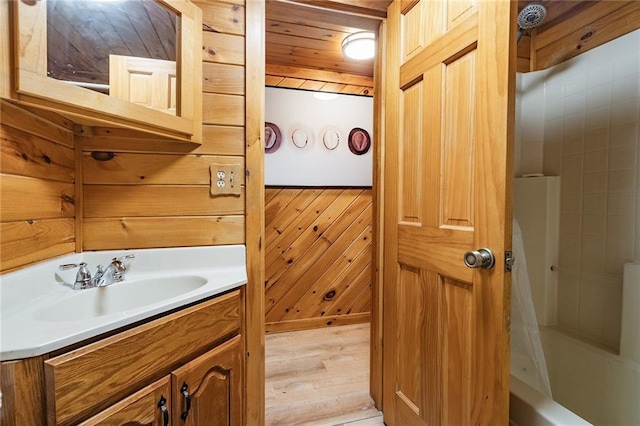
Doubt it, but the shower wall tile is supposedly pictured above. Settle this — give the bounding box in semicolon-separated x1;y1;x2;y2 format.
586;83;612;110
519;28;640;349
557;272;579;330
584;128;609;152
611;98;640;126
601;279;623;347
583;193;607;215
583;150;608;173
613;52;639;80
583;172;607;194
577;276;604;338
609;146;637;170
611;122;638;148
608;169;636;193
563;153;583;174
585;105;611;131
582;215;606;237
612;74;639;102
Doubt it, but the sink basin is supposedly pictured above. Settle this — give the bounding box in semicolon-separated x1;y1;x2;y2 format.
34;275;207;322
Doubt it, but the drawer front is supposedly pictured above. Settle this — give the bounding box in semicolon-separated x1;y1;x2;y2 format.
78;376;171;426
45;290;241;426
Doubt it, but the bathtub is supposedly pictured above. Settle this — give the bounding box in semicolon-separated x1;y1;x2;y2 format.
510;375;591;426
538;326;640;425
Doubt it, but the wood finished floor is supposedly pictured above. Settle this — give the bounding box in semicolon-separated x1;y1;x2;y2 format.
265;323;384;426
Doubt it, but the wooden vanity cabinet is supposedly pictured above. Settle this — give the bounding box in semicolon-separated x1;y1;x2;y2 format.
80;336;243;426
172;336;243;426
0;289;244;426
79;377;172;426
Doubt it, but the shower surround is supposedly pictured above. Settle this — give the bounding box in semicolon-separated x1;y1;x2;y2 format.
515;28;640;424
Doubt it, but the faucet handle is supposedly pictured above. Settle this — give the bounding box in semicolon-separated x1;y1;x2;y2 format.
59;262;86;271
59;262;93;290
114;254;135;261
111;254;135;272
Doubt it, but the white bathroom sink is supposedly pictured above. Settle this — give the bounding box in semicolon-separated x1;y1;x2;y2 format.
1;245;247;361
34;275;207;322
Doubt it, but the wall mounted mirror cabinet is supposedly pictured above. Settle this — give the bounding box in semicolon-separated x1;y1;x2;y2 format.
6;0;202;142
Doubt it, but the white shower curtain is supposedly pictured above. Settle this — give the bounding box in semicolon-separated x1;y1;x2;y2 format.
511;218;553;398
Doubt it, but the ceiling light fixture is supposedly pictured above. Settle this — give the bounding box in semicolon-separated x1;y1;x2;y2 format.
341;32;375;60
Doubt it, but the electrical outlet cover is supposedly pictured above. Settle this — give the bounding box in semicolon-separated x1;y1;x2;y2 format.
210;163;242;196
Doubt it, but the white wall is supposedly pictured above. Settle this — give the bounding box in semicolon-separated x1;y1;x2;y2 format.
517;29;640;350
264;87;373;187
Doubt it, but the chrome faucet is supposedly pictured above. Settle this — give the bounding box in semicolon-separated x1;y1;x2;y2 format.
59;254;135;290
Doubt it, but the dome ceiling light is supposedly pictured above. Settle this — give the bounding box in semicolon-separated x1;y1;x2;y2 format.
341;32;375;60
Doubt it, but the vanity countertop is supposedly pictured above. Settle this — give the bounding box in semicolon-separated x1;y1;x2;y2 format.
0;245;247;361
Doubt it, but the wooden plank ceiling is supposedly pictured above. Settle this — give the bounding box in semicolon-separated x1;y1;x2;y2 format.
265;0;390;78
266;0;640;76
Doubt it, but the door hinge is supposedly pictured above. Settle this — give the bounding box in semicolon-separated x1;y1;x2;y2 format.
505;251;515;272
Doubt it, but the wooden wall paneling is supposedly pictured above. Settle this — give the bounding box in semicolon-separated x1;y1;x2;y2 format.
281;225;372;320
83;153;245;185
266;201;372;322
535;1;640;70
196;1;245;35
1;101;74;148
203;63;245;95
83;216;245;250
264;312;371;333
0;175;75;222
264;189;372;331
84;186;244;217
265;188;321;237
82;126;244;156
0;0;10;99
74;129;84;253
370;19;385;409
245;0;265;424
202;93;245;126
265;64;374;96
265;189;353;287
0;219;75;272
0;125;74;182
516;0;640;72
0;101;77;272
202;32;245;65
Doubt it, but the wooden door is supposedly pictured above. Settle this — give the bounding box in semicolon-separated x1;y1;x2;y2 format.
171;336;243;426
109;54;177;115
382;0;515;425
79;377;171;426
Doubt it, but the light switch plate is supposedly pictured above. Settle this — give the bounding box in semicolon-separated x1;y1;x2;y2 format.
210;163;242;196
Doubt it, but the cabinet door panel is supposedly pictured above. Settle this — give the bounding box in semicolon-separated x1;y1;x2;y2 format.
171;335;243;426
79;376;171;426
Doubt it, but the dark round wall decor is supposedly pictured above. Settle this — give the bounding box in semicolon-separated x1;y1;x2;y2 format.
348;127;371;155
264;122;282;153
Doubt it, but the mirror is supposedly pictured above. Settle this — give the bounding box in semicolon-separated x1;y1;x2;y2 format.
11;0;201;140
46;0;178;115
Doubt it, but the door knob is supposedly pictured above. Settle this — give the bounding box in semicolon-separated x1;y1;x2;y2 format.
463;248;495;269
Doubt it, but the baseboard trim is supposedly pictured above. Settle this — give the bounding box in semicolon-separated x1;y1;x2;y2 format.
265;312;371;334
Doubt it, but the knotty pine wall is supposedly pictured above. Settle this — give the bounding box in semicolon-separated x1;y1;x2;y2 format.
266;64;373;96
264;60;375;332
80;1;246;251
0;101;76;272
265;188;372;333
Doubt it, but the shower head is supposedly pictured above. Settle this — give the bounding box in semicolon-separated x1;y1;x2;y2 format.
517;3;547;43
